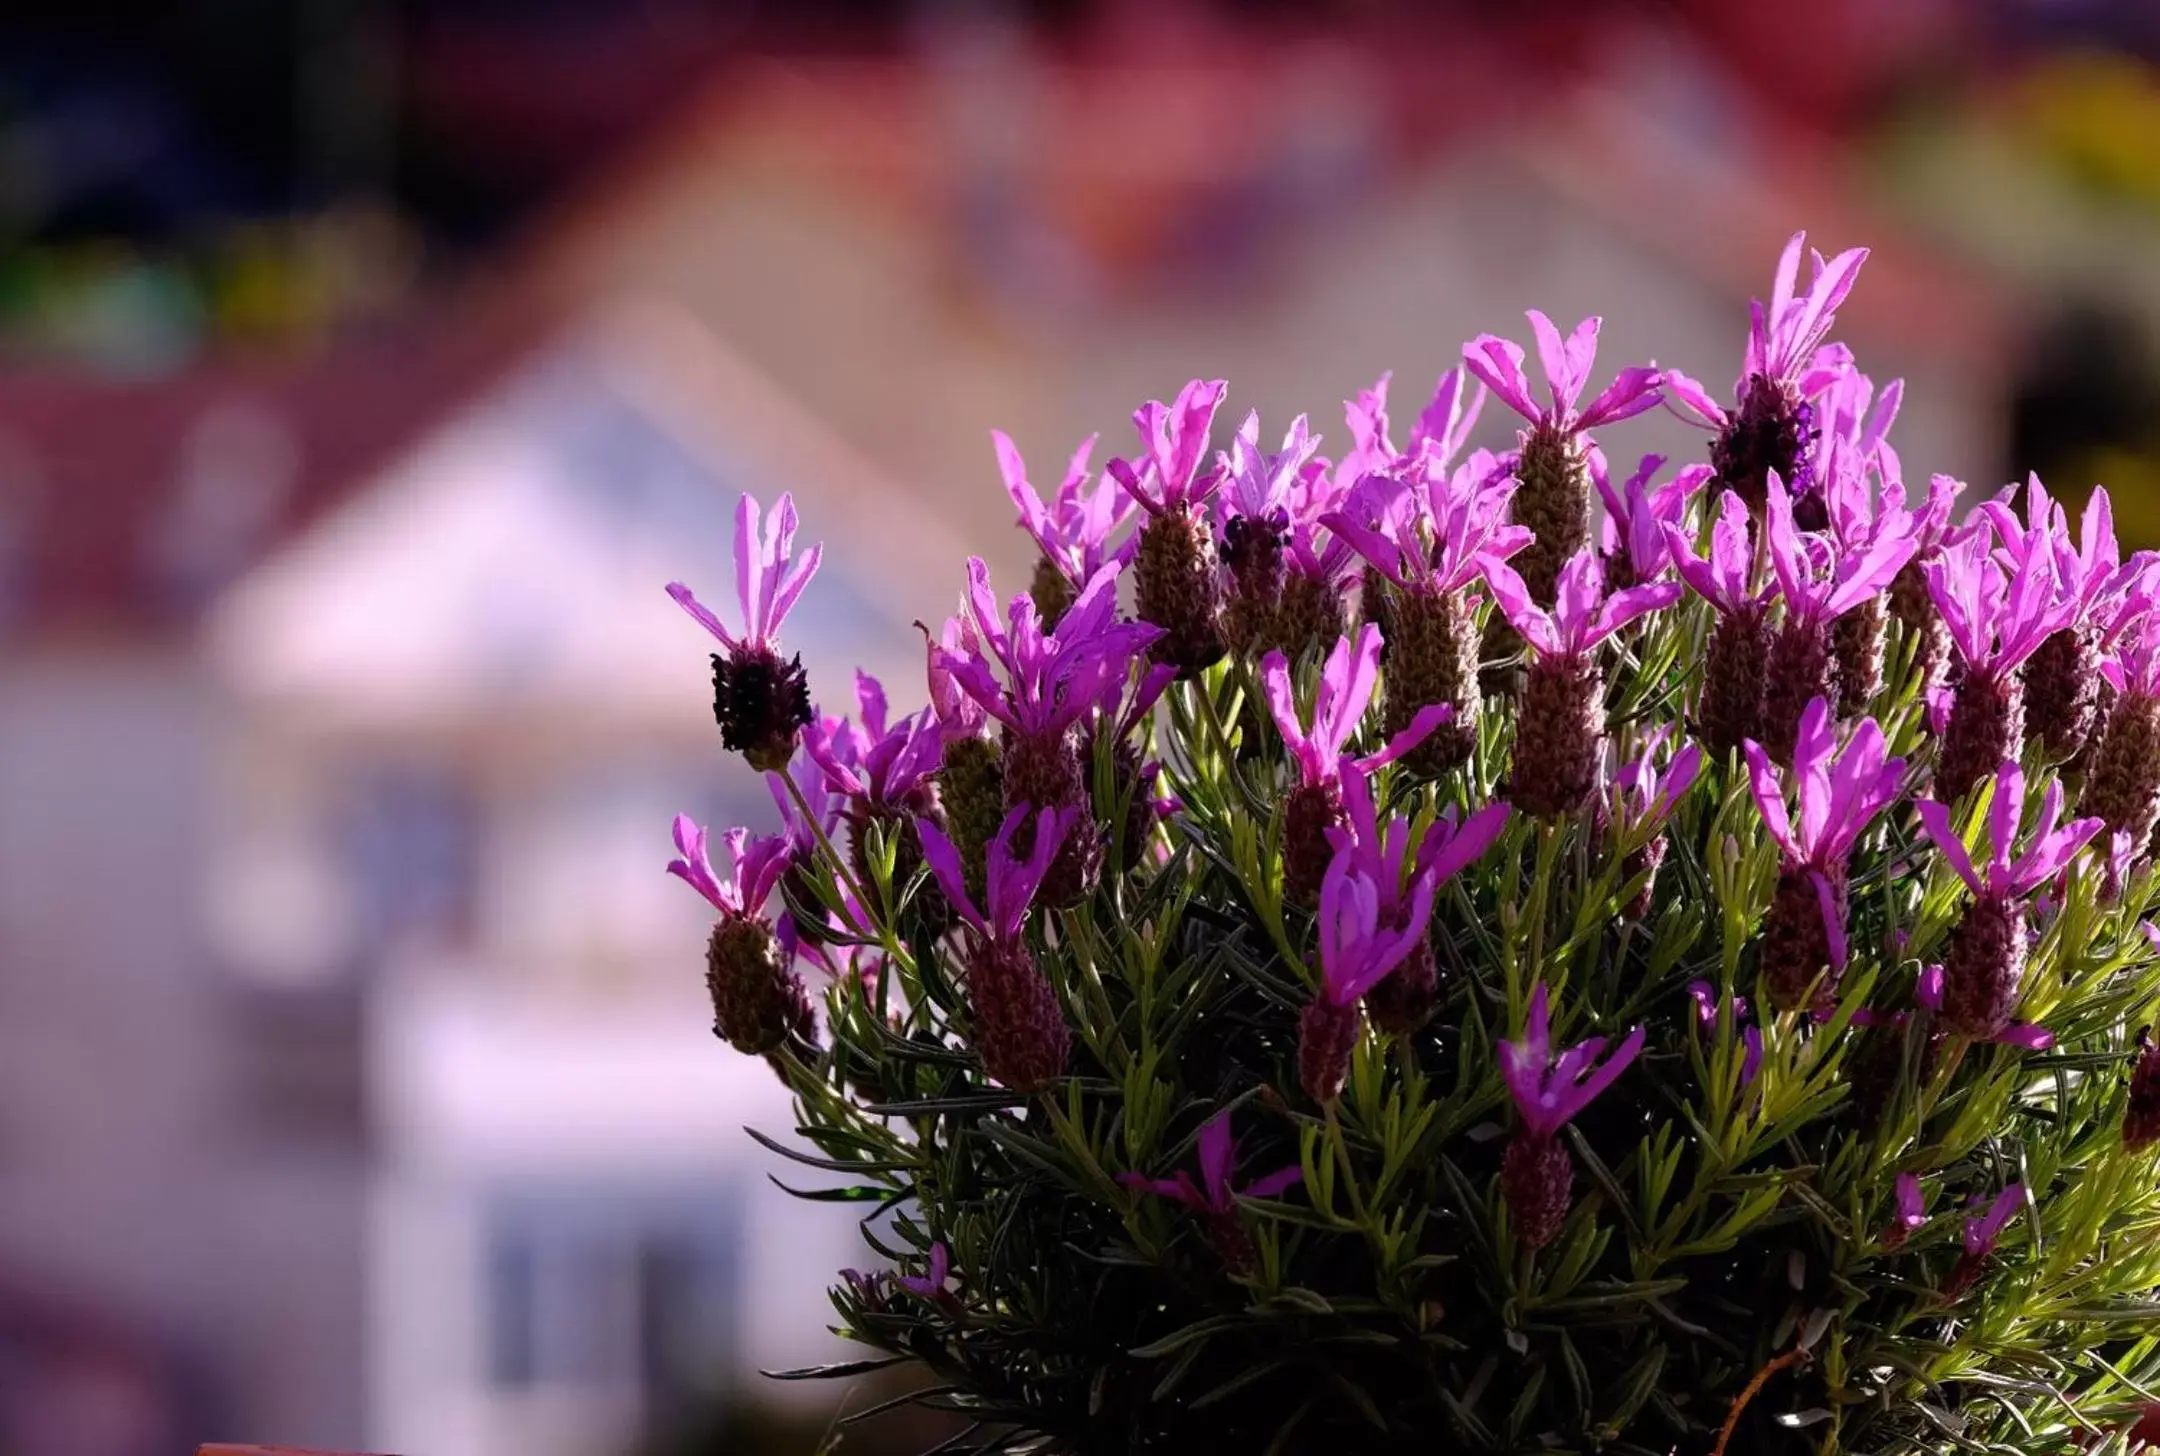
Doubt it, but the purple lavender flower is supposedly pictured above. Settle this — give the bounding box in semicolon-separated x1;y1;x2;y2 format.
919;805;1076;1092
1119;1110;1302;1274
2123;1036;2160;1150
668;492;823;771
1322;766;1509;1034
1597;453;1707;589
921;617;1004;907
1486;550;1681;817
1816;396;1926;711
1985;478;2140;761
1607;730;1703;918
1687;980;1763;1086
896;1242;956;1307
1297;845;1439;1104
2087;609;2160;853
1883;1173;1927;1252
1464;312;1662;604
1112;379;1231;674
1665;489;1774;756
1260;625;1452;903
1759;469;1916;759
1327;449;1530;773
1496;984;1645;1250
996;429;1135;628
1218;411;1323;652
1745;698;1906;1011
1664;232;1868;512
669;815;814;1055
1914;965;2056;1051
1926;760;2090;1045
1944;1183;2026;1297
1926;524;2072;800
805;671;949;924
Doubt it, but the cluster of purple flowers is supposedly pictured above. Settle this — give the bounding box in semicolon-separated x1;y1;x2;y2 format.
654;226;2160;1315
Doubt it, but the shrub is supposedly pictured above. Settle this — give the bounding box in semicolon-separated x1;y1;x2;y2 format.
662;234;2160;1454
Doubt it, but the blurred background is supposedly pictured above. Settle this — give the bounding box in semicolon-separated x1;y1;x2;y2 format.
5;1;2160;1453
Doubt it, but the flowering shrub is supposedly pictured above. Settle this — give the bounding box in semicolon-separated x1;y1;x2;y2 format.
663;233;2160;1454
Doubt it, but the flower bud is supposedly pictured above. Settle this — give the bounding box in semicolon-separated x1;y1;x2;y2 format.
939;735;1005;906
1712;373;1813;512
1701;607;1771;758
1271;571;1349;664
1135;506;1226;677
967;939;1070;1092
1511;422;1590;607
2024;625;2102;762
1201;1207;1259;1277
1937;667;2024;805
1363;934;1439;1036
1220;509;1288;655
1380;588;1480;775
1620;835;1667;921
706;916;814;1055
1029;556;1075;632
1938;896;2028;1041
1833;594;1887;716
1763;619;1836;764
1002;726;1099;905
1297;997;1360;1105
2123;1041;2160;1151
1510;654;1602;818
1282;778;1346;907
2083;691;2160;850
1501;1134;1573;1251
1763;864;1846;1014
711;646;814;773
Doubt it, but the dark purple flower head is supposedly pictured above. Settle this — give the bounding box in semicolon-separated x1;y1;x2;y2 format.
896;1241;951;1299
1914;964;2055;1050
1665;489;1769;618
936;559;1163;739
1221;410;1322;528
1260;626;1451;789
1765;470;1916;629
805;671;943;810
1486;549;1682;661
996;429;1137;593
1926;527;2074;676
667;492;823;655
1463;311;1662;436
1118;1110;1302;1213
1498;985;1645;1141
1108;378;1229;517
919;804;1072;944
1325;449;1530;598
1610;728;1703;835
1917;761;2104;903
1313;844;1438;1008
1962;1183;2026;1259
668;815;792;918
1598;454;1707;582
1663;233;1869;426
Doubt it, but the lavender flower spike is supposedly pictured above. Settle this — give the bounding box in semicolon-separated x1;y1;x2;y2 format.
919;806;1076;1092
1915;762;2100;1039
2086;610;2160;854
1745;698;1906;1011
1261;625;1451;903
996;429;1135;628
1464;312;1661;604
1297;846;1439;1104
669;816;814;1055
1945;1183;2027;1297
1759;469;1916;761
1219;411;1323;652
1118;1110;1302;1273
1883;1173;1927;1251
1926;525;2072;801
1487;550;1679;817
1664;490;1774;756
1497;985;1645;1250
1112;379;1231;674
1598;453;1708;589
668;491;822;771
1609;731;1704;919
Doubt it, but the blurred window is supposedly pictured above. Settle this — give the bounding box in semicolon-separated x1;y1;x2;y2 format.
338;760;478;960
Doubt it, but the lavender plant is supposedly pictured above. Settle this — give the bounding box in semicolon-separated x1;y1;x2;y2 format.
663;234;2160;1454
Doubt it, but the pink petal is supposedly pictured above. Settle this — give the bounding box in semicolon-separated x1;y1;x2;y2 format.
1461;334;1540;422
667;581;737;650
